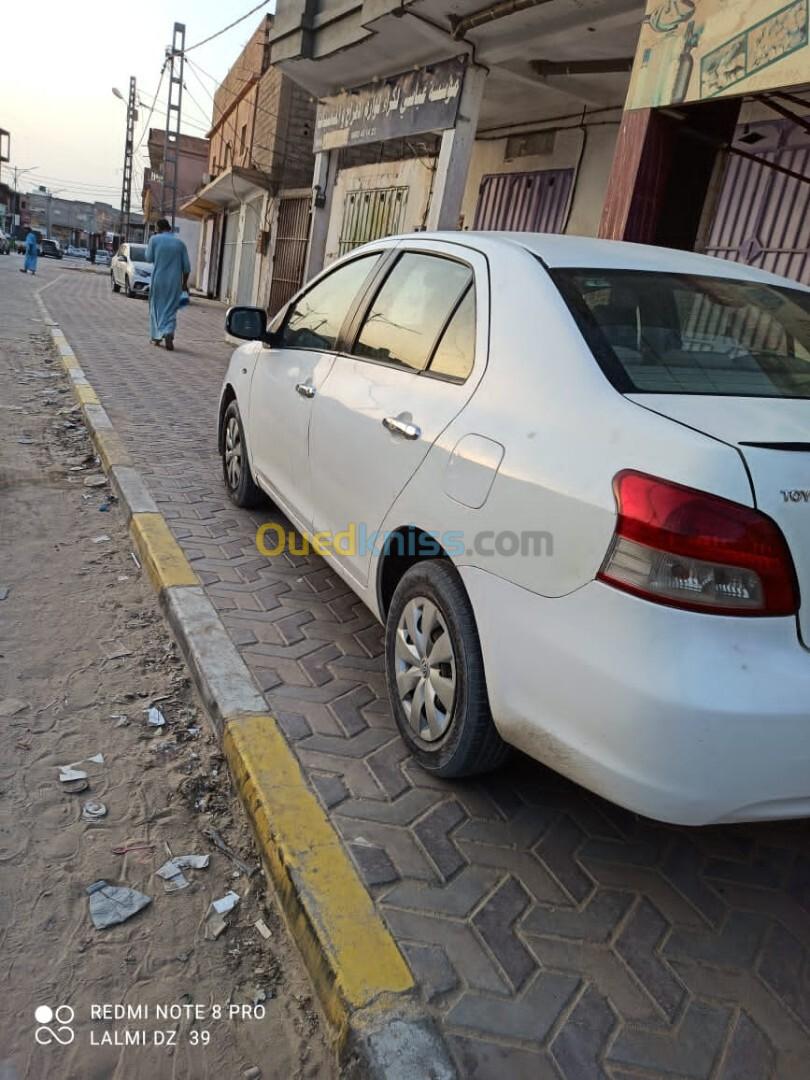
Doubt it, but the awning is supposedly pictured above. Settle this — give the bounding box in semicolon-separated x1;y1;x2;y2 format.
179;167;273;220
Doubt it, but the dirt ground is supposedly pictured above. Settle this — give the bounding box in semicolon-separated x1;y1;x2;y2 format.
0;290;334;1079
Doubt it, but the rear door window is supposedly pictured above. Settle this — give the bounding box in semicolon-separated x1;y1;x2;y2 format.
354;253;472;372
280;254;381;352
553;268;810;398
428;286;476;381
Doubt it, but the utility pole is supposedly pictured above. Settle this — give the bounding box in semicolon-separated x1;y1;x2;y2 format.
160;22;186;230
119;77;137;242
0;128;10;187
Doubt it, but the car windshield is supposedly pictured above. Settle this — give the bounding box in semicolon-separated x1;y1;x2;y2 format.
552;268;810;399
129;245;147;262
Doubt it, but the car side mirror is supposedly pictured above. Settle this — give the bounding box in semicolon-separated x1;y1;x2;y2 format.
226;306;267;342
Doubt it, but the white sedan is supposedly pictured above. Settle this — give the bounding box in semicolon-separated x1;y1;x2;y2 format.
218;232;810;826
111;242;151;297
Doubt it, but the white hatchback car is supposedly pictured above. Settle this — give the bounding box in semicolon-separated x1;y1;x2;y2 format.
218;233;810;826
111;243;151;296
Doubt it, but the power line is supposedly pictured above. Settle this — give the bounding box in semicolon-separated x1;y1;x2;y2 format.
25;175;123;197
181;83;213;132
185;1;270;53
186;57;315;169
134;64;167;154
185;57;314;172
24;170;122;190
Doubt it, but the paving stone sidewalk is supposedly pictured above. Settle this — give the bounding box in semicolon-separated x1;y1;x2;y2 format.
41;266;810;1079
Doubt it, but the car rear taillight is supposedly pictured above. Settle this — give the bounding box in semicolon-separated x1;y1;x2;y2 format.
598;471;799;616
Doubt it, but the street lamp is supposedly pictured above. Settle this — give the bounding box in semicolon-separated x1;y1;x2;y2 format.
112;87;125;101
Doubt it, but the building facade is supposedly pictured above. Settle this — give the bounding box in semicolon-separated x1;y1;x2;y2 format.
142;129;209;281
180;14;316;307
23;191;144;248
267;0;809;287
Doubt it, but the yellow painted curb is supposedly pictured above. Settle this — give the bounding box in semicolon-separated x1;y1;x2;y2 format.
130;513;200;591
37;300;432;1067
92;428;132;470
74;382;100;406
223;714;414;1033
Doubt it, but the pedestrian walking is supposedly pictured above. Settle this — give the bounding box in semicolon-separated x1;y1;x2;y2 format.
20;230;38;275
145;219;190;351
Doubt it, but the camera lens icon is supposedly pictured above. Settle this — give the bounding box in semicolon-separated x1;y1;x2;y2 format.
35;1005;75;1046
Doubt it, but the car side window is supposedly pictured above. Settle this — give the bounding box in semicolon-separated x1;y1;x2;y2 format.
354;253;472;372
279;254;381;352
428;286;476;381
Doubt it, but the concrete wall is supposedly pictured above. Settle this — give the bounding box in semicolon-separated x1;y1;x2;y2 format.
255;68;315;188
175;216;201;288
316;118;619;266
255;194;278;308
209;16;276;178
323;157;436;265
213;16;271;121
146;131;209;215
197;216;215;294
210;87;259;174
461;119;621;237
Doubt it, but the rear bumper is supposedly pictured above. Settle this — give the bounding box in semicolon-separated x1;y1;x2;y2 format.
461;567;810;825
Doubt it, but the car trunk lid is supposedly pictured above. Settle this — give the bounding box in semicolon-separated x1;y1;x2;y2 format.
628;394;810;646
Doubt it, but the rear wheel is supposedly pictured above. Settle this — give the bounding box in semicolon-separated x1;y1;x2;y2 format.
385;560;509;777
111;273;120;293
221;400;263;508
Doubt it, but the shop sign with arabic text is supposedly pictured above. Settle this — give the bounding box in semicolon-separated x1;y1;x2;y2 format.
314;56;466;152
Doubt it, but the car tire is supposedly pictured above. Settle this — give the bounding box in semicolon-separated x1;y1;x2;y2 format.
111;274;120;293
385;559;510;778
221;400;264;509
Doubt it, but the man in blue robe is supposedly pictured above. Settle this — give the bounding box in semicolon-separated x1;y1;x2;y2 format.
145;218;191;351
21;231;38;275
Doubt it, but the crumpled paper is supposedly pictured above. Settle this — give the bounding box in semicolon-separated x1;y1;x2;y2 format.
86;880;151;929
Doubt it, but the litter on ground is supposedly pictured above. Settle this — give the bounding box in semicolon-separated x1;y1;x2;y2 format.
156;853;210;892
87;880;151;929
82;801;107;821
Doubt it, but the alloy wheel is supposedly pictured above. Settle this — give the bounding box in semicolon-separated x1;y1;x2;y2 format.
224;415;243;490
395;596;456;742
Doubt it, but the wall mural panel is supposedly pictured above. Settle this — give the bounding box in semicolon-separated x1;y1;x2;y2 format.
627;0;809;108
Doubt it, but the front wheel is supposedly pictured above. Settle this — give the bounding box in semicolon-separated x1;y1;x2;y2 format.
111;274;120;293
385;560;509;778
221;400;264;508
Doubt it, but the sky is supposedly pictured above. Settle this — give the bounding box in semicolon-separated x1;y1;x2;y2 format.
0;0;275;209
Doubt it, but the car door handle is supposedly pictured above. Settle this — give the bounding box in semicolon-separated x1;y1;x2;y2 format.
295;382;316;399
382;416;421;440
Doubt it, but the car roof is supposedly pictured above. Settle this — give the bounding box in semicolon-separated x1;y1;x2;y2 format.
378;231;809;291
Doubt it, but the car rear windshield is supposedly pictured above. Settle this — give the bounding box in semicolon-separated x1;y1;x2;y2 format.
551;268;810;399
129;245;148;262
